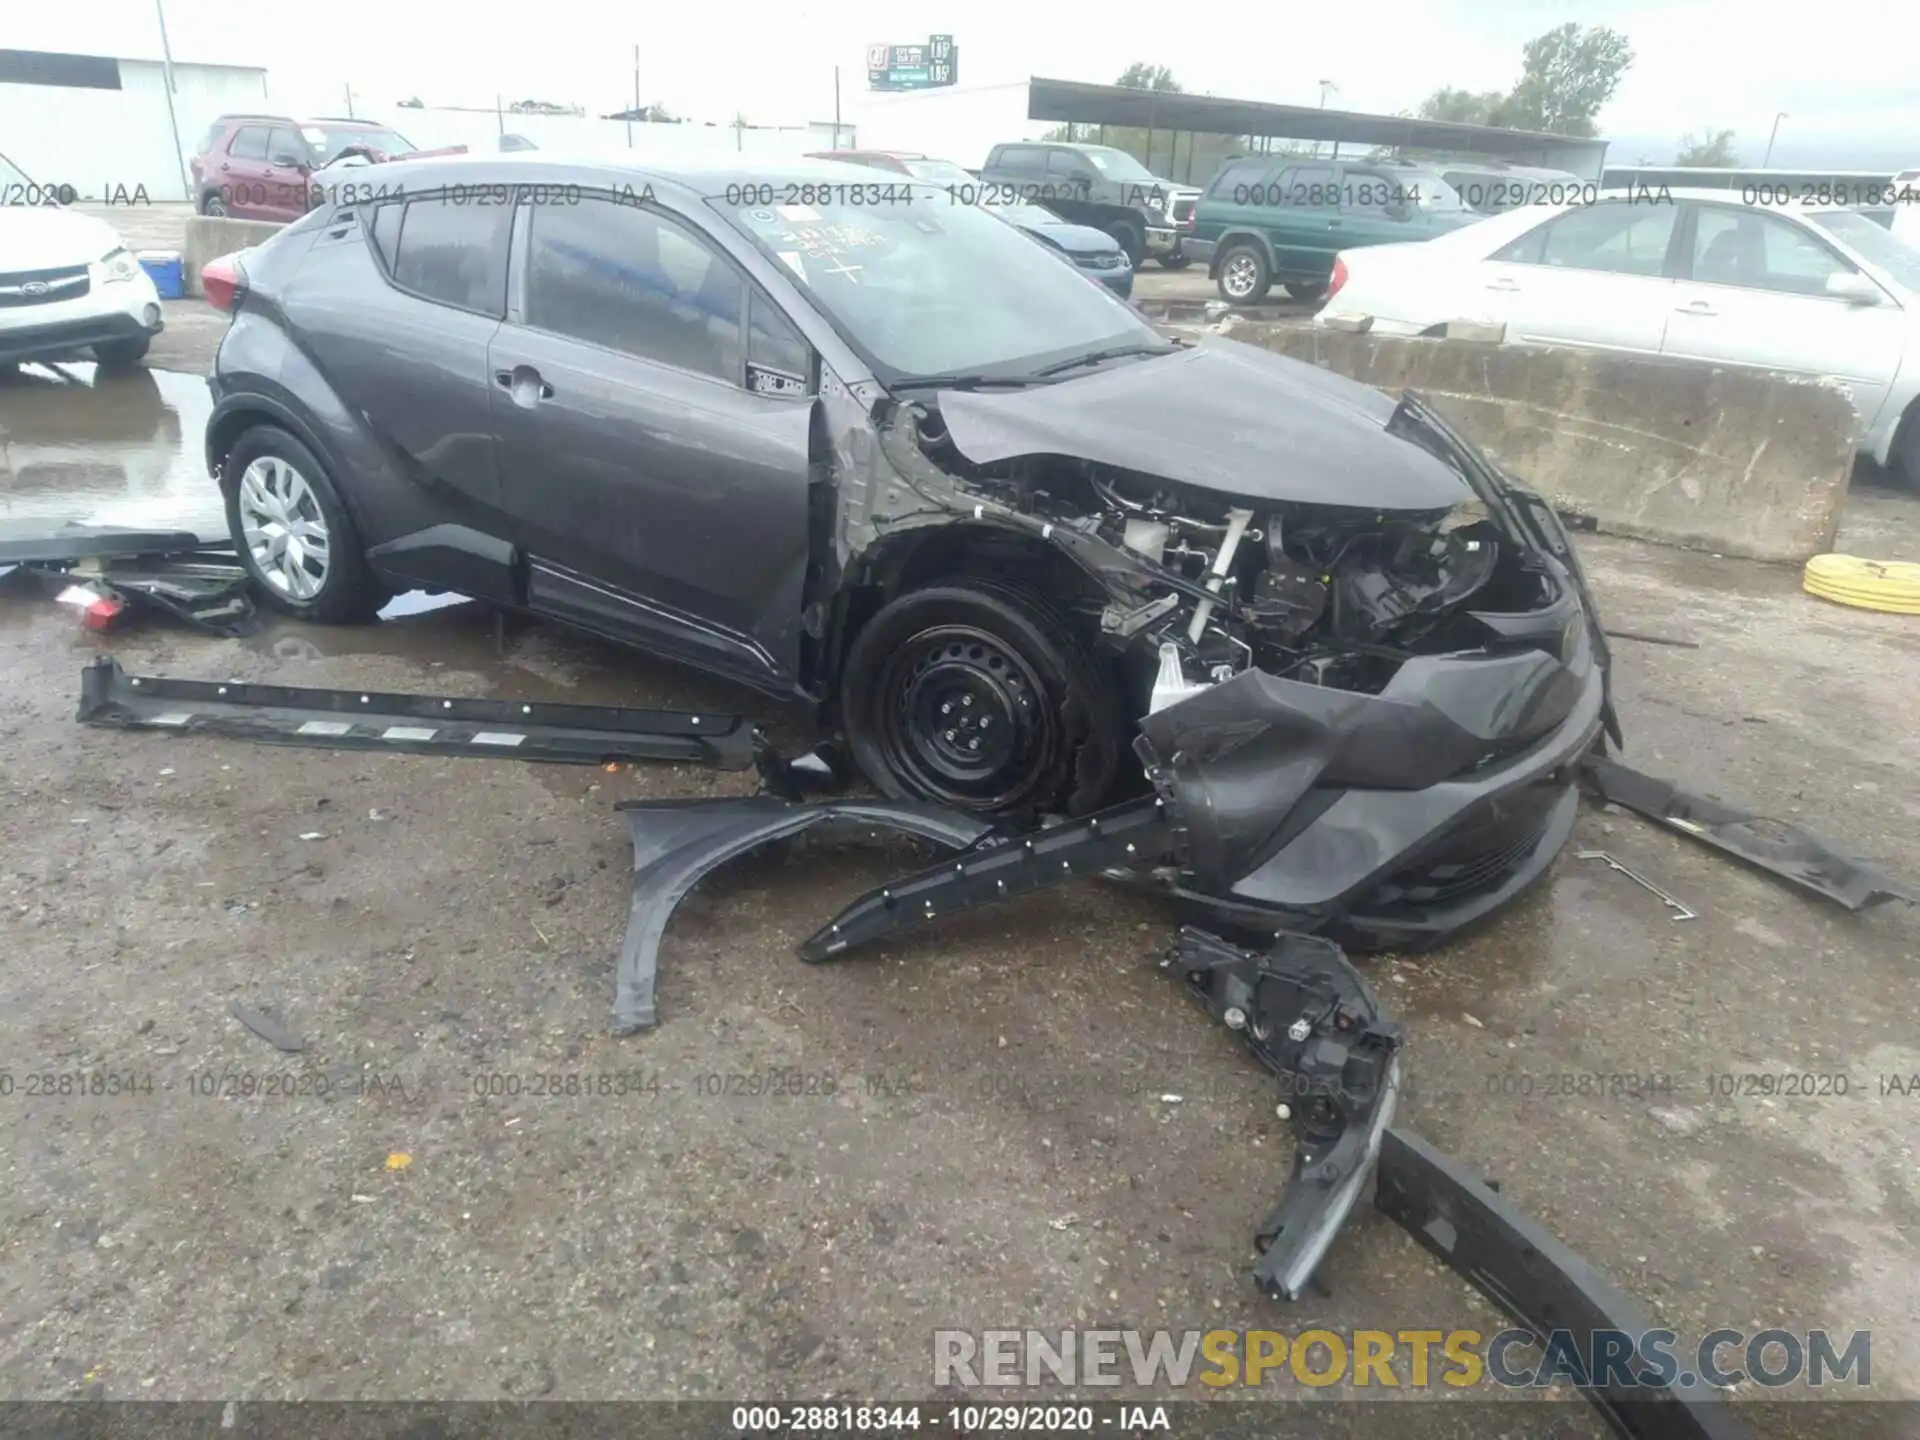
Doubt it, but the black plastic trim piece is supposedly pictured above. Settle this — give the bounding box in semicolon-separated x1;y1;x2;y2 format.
1584;755;1917;910
1377;1127;1752;1440
74;655;758;768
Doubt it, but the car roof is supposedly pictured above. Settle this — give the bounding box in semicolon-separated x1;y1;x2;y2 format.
213;113;393;128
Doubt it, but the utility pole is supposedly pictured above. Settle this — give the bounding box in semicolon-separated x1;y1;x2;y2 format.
343;82;355;119
153;0;190;200
630;45;639;146
833;66;841;149
1763;112;1788;167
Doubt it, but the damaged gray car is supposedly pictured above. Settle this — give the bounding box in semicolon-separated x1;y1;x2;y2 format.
203;156;1615;948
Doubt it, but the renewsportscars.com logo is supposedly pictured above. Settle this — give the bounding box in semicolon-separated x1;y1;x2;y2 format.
933;1327;1872;1391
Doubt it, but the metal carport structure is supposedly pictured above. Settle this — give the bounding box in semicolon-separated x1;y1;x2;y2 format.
1026;77;1608;184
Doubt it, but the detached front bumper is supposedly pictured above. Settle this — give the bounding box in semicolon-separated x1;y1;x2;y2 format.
1138;627;1605;949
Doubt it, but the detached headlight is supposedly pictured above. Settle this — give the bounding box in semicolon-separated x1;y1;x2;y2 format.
100;248;140;284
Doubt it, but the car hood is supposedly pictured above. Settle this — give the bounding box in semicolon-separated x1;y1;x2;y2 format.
934;336;1473;511
0;209;121;272
1022;221;1125;258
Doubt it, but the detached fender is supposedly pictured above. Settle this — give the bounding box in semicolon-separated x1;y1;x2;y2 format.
612;796;993;1034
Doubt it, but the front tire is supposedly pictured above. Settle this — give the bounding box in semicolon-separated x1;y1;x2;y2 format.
1157;255;1193;271
840;581;1128;819
1106;220;1146;268
1216;242;1271;303
223;426;384;623
93;336;150;372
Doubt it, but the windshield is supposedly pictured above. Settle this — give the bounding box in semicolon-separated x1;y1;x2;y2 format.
900;158;976;185
301;126;415;161
1810;209;1920;292
712;187;1162;382
1407;173;1466;212
1081;147;1156;182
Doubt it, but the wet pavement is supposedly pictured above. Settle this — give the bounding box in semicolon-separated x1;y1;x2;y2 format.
0;315;1916;1434
0;364;224;541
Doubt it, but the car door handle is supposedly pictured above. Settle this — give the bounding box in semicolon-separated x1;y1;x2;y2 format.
1485;278;1520;292
495;366;554;404
1675;301;1717;316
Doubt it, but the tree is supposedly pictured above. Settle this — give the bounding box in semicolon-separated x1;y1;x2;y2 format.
1496;23;1634;137
1417;87;1507;126
1674;129;1738;166
1116;62;1181;93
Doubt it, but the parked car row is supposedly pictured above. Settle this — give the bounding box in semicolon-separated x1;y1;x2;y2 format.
190;112;464;223
1317;190;1920;480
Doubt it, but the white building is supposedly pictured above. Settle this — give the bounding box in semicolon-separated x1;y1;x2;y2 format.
1;48;270;203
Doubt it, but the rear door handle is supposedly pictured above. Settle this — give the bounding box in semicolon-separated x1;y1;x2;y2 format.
495;366;554;404
1676;301;1717;316
1485;278;1520;292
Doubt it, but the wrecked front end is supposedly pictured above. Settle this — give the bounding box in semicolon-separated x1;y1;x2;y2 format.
831;341;1614;947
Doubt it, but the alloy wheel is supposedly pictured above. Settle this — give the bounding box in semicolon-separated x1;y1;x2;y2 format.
1223;253;1261;300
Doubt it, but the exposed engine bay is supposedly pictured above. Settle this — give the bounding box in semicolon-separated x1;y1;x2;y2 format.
907;405;1567;713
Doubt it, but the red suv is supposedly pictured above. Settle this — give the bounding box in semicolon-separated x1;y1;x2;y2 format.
190;115;434;223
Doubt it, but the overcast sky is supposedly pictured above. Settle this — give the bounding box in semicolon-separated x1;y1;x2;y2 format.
15;0;1920;170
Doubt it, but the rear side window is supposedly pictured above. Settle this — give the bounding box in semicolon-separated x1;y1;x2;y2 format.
525;198;744;382
195;122;227;155
228;125;269;160
382;195;512;316
996;146;1044;175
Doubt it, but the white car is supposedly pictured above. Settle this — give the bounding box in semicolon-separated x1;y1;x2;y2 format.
0;207;165;370
1317;188;1920;479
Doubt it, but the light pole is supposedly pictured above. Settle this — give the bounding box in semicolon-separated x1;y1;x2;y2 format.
153;0;190;201
1317;80;1337;157
1763;112;1788;167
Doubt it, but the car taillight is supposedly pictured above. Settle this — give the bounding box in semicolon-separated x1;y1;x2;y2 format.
201;253;246;313
1327;255;1349;301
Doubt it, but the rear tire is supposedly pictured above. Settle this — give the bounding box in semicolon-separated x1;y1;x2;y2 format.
93;336;150;372
1284;280;1329;302
201;190;229;218
223;426;386;624
1216;242;1271;303
841;580;1129;819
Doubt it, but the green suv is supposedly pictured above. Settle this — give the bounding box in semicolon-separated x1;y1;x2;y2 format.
1188;158;1479;303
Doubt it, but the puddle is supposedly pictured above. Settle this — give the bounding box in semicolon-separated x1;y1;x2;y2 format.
0;363;225;540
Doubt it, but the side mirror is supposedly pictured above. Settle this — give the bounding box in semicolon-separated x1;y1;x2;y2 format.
271;153;306;170
1826;272;1881;305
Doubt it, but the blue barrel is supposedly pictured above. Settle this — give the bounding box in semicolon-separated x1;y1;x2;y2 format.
138;251;185;300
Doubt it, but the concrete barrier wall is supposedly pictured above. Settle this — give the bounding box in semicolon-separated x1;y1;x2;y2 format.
182;217;284;297
1222;323;1858;563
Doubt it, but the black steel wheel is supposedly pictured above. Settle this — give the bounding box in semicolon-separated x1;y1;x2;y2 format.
841;582;1127;817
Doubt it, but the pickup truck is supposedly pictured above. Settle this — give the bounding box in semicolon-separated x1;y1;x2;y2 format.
978;141;1200;269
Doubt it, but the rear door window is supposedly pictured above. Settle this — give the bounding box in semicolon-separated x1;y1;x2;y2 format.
524;197;745;383
385;194;513;316
228;125;269;160
1494;201;1678;277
